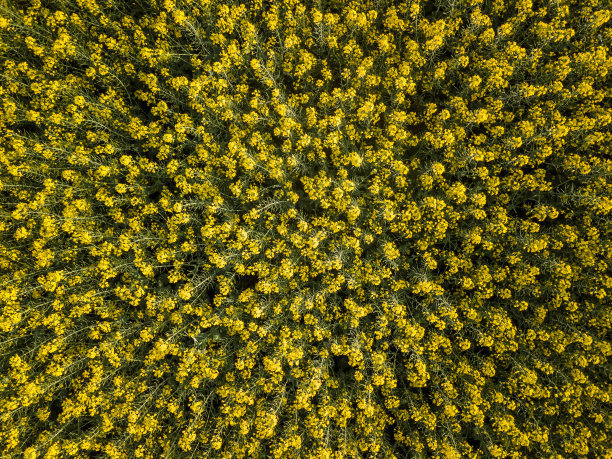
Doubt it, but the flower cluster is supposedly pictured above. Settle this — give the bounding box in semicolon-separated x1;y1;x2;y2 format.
0;0;611;457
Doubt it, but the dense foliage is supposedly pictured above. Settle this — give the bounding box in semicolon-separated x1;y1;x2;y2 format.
1;0;611;457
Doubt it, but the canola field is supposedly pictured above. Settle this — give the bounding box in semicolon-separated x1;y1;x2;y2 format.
0;0;611;457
